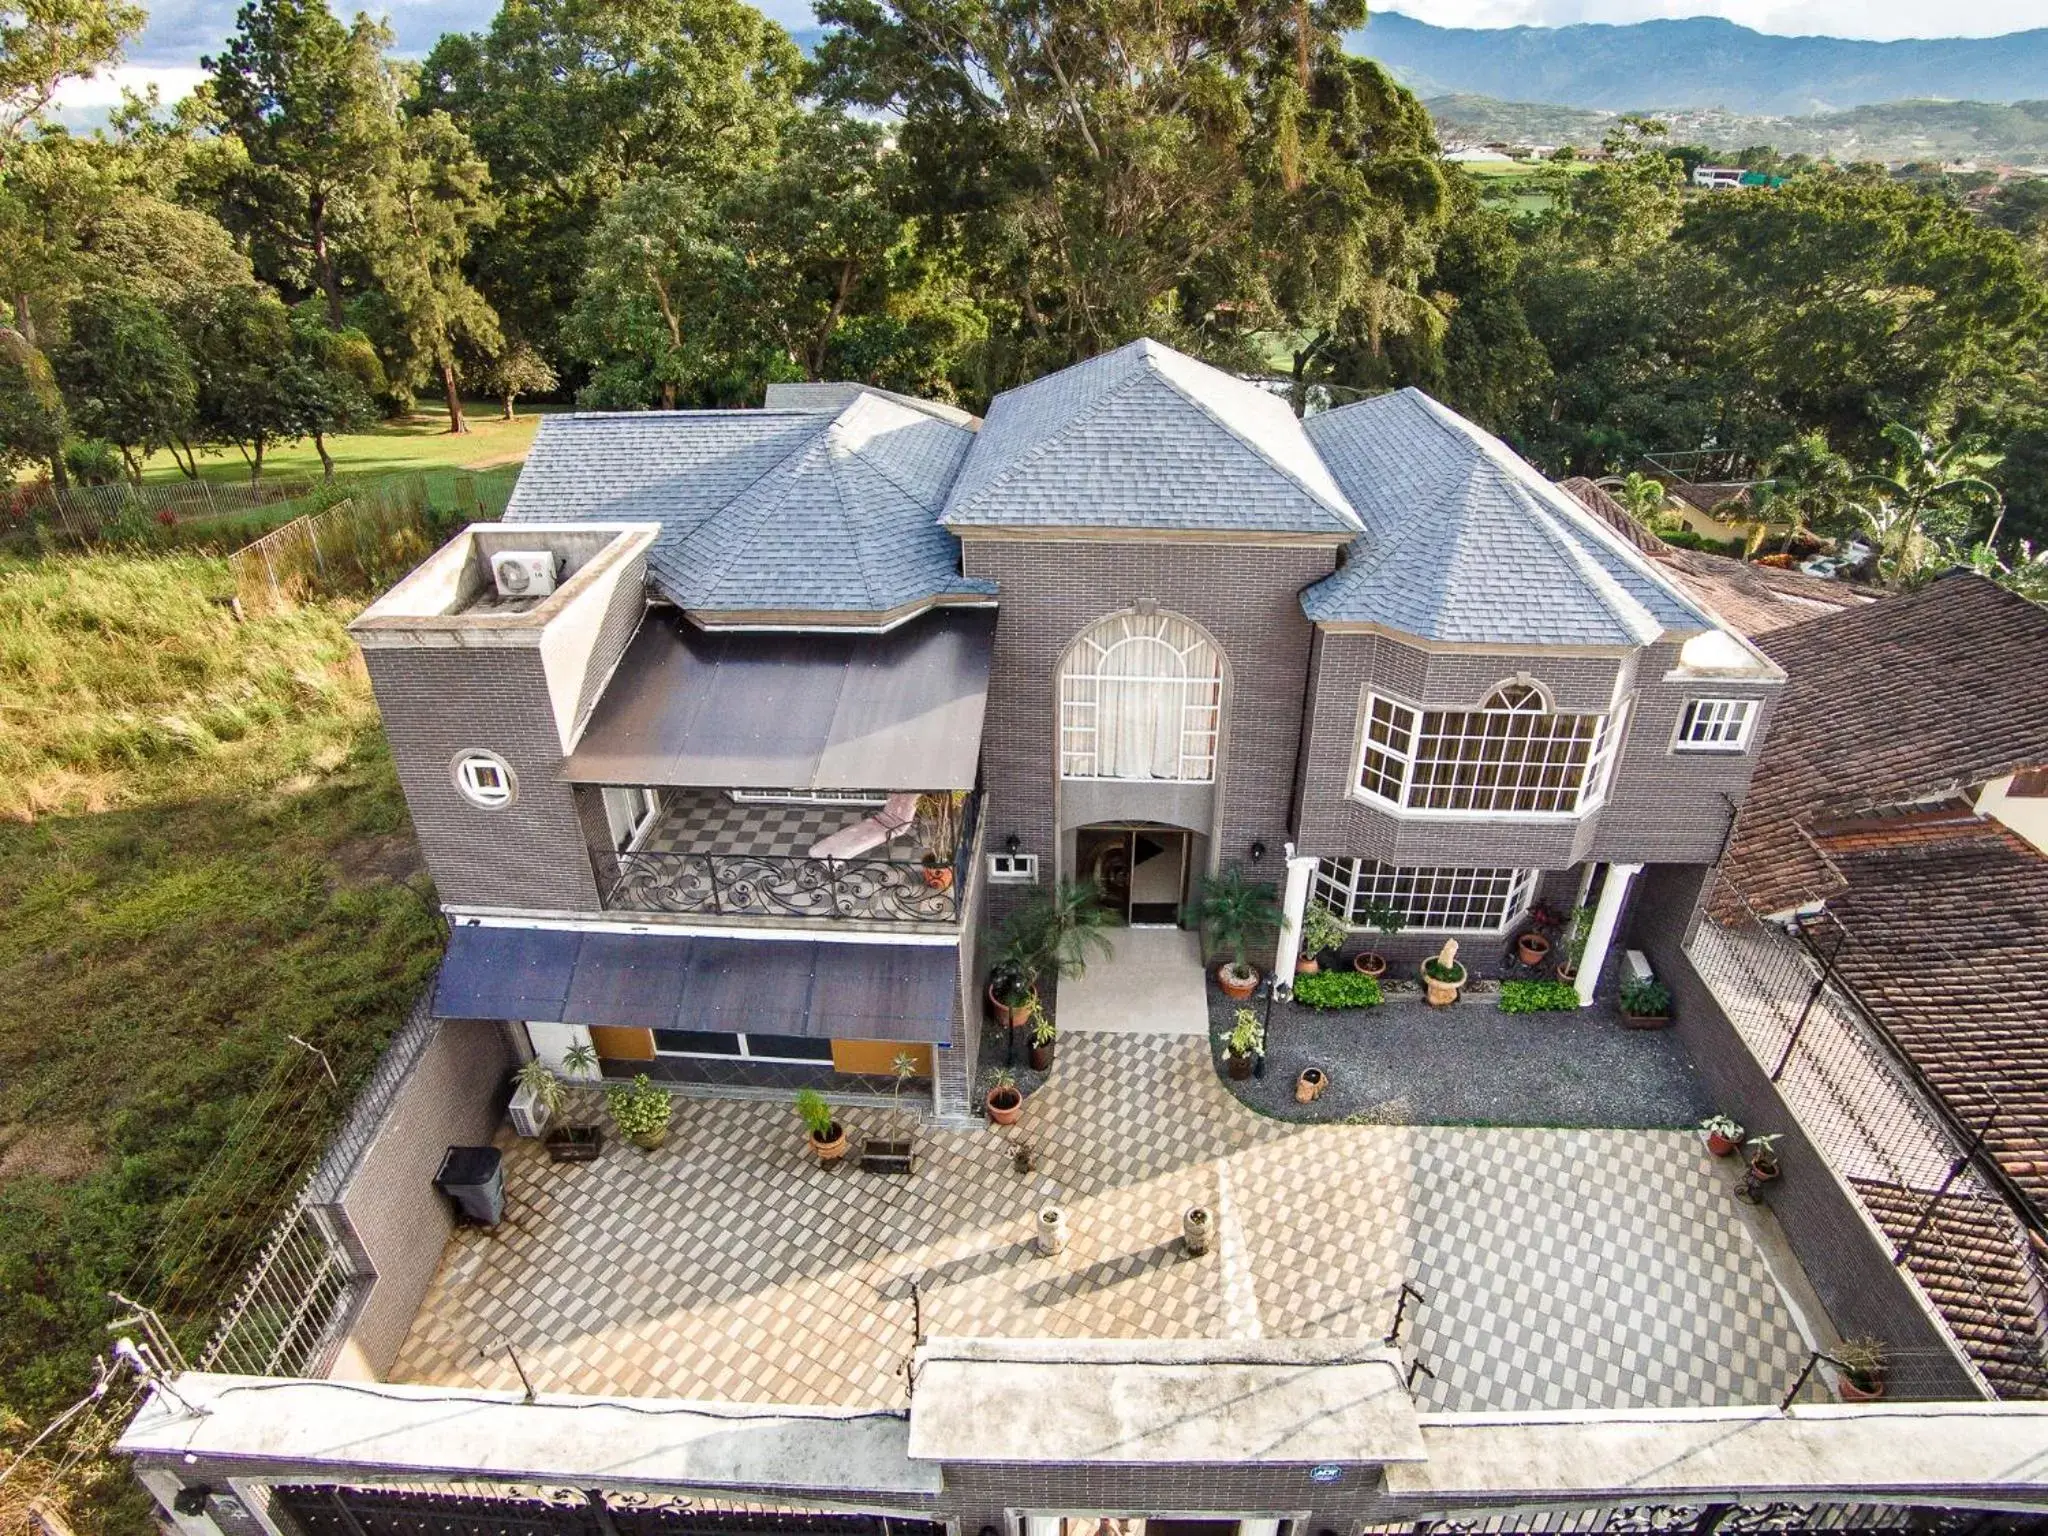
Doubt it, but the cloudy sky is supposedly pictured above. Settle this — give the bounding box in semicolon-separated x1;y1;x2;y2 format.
52;0;2045;114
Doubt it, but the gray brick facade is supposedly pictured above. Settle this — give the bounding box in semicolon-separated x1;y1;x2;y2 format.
961;537;1340;894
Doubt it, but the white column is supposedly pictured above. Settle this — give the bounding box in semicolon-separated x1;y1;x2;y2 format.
1274;843;1318;983
1575;861;1642;1007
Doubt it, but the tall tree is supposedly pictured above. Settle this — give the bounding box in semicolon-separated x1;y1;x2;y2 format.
368;106;500;433
0;311;66;483
206;0;397;326
414;0;801;355
815;0;1441;393
182;284;366;479
54;286;197;478
2;0;144;150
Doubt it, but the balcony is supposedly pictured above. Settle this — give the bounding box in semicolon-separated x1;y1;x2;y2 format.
598;789;979;925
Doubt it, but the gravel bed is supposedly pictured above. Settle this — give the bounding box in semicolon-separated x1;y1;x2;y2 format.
1204;972;1712;1129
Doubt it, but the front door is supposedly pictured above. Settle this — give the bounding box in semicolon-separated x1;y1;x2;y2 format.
1075;826;1187;926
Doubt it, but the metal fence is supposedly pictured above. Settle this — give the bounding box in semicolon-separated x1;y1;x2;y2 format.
1685;873;2048;1397
198;987;441;1379
228;478;432;614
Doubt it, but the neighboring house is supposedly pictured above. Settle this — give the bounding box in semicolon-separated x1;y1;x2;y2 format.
1639;573;2048;1397
348;339;1785;1120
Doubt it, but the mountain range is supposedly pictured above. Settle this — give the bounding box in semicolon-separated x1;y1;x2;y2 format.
1348;14;2048;117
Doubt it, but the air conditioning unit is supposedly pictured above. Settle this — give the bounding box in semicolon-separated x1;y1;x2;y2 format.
508;1080;553;1138
491;549;559;599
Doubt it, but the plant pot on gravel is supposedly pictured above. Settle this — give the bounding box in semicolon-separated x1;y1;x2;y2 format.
1350;899;1406;980
1295;1067;1328;1104
1196;865;1280;1004
1027;998;1057;1072
1216;960;1260;1000
1223;1007;1264;1081
1516;931;1552;968
1421;940;1468;1007
1619;976;1673;1029
1297;905;1348;981
1353;951;1388;977
984;1069;1024;1125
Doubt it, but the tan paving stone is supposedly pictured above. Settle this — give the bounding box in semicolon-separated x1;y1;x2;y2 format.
391;1033;1808;1412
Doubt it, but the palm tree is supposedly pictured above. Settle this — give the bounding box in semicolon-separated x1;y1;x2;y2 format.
1847;493;1941;589
1194;866;1282;984
1755;431;1856;553
1605;471;1669;525
1857;421;2005;548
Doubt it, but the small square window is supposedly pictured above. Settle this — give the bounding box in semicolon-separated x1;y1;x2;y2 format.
1675;698;1757;752
988;852;1039;883
453;750;516;808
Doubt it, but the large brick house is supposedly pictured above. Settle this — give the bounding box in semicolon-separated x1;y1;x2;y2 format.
348;339;1784;1119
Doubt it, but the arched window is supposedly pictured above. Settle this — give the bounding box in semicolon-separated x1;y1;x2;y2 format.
1060;611;1223;782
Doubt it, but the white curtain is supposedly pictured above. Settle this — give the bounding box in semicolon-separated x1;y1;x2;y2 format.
1064;613;1220;781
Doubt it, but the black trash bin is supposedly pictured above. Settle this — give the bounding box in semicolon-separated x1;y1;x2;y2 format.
434;1144;505;1226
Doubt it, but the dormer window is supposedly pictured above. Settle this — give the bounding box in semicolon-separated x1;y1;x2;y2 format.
1357;685;1626;817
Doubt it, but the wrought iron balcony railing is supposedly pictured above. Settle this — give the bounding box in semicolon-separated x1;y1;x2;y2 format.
605;849;963;923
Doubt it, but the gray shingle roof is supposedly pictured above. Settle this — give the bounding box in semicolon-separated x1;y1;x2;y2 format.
763;381;979;428
505;394;989;619
1301;389;1717;645
941;339;1362;535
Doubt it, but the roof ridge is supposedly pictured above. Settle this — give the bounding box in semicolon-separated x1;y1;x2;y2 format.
945;358;1157;521
1513;480;1664;644
682;433;825;606
832;399;961;511
828;435;900;609
1148;353;1361;531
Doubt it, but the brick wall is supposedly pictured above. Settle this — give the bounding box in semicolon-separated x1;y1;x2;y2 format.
364;645;602;911
1627;863;1981;1400
323;1018;514;1380
961;538;1336;887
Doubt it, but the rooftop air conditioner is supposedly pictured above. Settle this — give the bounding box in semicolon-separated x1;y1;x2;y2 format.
491;549;559;599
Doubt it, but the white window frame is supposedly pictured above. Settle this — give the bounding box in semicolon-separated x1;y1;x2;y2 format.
1354;686;1626;819
988;852;1039;883
1059;611;1223;784
727;788;889;806
602;785;662;851
1312;859;1537;935
654;1031;837;1066
452;750;516;809
1673;697;1758;753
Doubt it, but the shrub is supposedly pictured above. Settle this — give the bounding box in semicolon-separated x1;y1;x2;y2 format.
605;1074;674;1139
793;1087;836;1138
1620;977;1674;1017
1292;970;1384;1009
1498;980;1581;1013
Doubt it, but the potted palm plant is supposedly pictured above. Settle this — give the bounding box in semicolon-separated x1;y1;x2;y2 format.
1352;901;1405;977
1422;938;1468;1006
1223;1007;1264;1080
984;1067;1024;1125
605;1074;674;1151
1197;866;1280;1000
1296;904;1348;977
794;1087;847;1163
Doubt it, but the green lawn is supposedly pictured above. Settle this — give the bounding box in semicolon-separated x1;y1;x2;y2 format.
0;553;443;1533
134;402;553;486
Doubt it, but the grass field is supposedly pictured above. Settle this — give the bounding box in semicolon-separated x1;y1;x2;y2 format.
130;402;553;485
0;554;444;1531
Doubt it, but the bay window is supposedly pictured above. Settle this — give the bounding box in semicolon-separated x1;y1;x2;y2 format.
1358;684;1624;816
1313;859;1537;934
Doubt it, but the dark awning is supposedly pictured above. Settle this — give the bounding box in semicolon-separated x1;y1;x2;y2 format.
565;608;993;791
432;924;957;1044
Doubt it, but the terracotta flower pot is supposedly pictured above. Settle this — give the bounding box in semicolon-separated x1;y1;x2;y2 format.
988;983;1038;1029
1838;1375;1886;1402
811;1123;848;1162
921;864;954;892
986;1086;1023;1125
1555;960;1578;983
1296;956;1320;976
1422;965;1467;1006
1217;963;1259;1000
1295;1067;1328;1104
1354;952;1388;977
1749;1155;1782;1184
1707;1131;1741;1158
1517;932;1551;967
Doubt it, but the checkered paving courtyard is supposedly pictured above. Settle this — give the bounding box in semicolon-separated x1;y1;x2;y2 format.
391;1033;1810;1412
641;792;891;859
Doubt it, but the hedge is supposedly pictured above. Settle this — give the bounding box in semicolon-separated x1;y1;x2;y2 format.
1292;970;1384;1009
1498;979;1582;1013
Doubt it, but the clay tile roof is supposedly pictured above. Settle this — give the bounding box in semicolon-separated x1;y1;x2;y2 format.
1555;477;1876;639
1851;1179;2048;1398
1720;573;2048;917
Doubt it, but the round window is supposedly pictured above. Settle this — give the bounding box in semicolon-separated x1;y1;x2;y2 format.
452;750;516;809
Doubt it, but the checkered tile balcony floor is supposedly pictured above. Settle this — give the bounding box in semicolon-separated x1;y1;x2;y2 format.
392;1034;1809;1412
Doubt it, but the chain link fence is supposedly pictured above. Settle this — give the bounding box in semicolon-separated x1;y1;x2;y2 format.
1685;874;2048;1397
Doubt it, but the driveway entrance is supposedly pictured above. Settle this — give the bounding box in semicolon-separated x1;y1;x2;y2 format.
1057;927;1209;1035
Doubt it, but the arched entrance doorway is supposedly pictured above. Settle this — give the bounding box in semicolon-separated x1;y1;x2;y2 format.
1075;823;1191;926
